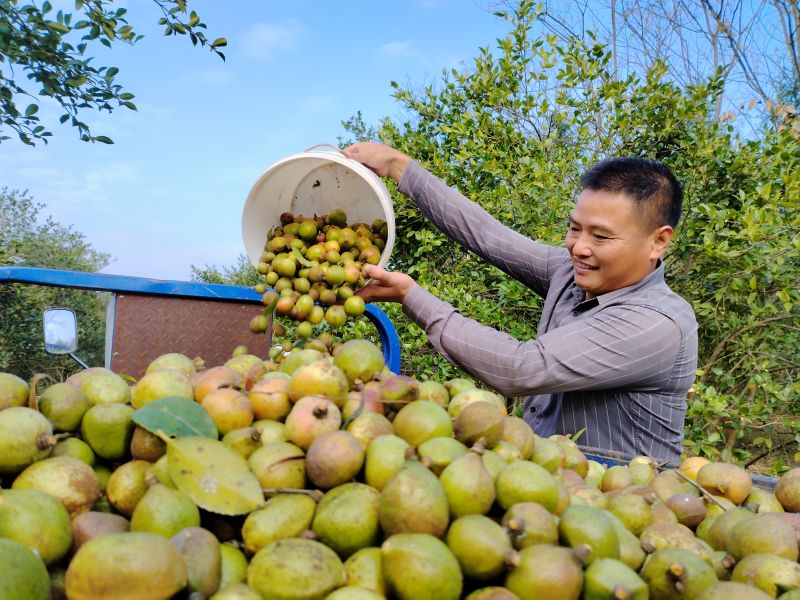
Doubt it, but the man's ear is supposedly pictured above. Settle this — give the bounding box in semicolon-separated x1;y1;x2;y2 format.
650;225;674;259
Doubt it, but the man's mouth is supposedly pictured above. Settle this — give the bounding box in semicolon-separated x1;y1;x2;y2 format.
574;261;598;271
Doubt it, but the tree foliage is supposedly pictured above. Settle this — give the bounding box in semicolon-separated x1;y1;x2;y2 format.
342;1;799;468
190;254;260;288
0;0;226;145
0;188;111;378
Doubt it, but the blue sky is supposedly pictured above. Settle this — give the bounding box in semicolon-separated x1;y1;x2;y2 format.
1;0;507;279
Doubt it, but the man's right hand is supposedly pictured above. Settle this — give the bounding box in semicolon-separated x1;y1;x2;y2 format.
342;142;410;182
356;265;417;304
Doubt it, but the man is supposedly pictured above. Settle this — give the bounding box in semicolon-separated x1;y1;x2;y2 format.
343;142;697;462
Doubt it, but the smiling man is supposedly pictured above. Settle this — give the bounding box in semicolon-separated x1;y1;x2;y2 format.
343;143;698;462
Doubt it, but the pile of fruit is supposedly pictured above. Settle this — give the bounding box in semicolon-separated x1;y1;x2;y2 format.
1;339;799;600
249;209;389;338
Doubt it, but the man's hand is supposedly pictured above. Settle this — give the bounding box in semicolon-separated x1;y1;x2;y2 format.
356;265;417;304
342;142;410;182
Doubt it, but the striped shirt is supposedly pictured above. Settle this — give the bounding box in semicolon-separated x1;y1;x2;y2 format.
398;161;698;462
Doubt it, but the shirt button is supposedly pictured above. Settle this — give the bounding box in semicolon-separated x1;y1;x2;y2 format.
572;310;579;316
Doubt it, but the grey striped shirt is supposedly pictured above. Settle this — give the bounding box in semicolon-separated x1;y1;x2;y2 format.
397;161;698;462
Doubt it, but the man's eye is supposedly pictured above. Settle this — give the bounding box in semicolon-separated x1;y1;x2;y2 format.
594;234;608;240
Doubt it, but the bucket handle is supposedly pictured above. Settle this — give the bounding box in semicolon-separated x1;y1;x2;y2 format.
304;143;345;154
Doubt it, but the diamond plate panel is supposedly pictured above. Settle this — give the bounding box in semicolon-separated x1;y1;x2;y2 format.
110;294;271;378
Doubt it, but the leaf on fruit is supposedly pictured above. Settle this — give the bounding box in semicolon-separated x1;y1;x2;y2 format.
292;247;314;267
132;396;218;439
166;436;264;515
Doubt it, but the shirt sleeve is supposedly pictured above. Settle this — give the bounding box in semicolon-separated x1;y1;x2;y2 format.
398;160;569;298
402;285;683;398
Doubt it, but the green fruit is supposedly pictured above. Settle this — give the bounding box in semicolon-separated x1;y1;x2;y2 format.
130;484;200;538
454;401;504;447
604;511;647;571
38;382;90;431
439;450;496;517
417;436;469;475
501;501;559;549
641;548;718;600
583;557;649;600
606;493;652;536
557;505;620;564
379;459;449;537
0;489;72;566
249;441;306;489
247;538;345;600
131;369;193;409
730;554;800;596
344;295;366;316
446;514;512;580
12;455;100;518
639;523;715;563
211;583;263;599
464;588;520;600
695;582;773;600
80;370;131;405
219;543;249;589
65;532;188;600
0;372;29;410
242;494;317;555
495;460;560;512
312;483;381;558
726;515;798;561
418;380;450;407
499;416;536;460
393;400;453;447
52;437;95;465
344;547;385;596
505;544;583;600
306;430;365;489
382;533;463;600
0;406;55;473
0;538;50;600
708;508;755;551
80;402;135;461
105;460;152;517
365;434;410;490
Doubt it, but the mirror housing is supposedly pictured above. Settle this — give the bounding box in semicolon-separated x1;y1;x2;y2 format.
43;308;79;354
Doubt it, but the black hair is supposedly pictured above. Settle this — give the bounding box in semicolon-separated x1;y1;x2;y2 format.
580;157;683;230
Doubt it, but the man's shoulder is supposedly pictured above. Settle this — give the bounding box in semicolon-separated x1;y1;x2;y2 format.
616;279;697;334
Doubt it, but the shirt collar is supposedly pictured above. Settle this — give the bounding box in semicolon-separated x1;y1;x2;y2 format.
571;260;666;306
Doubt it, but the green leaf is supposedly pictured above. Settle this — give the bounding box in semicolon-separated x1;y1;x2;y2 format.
25;103;39;117
166;436;264;515
92;135;114;144
210;37;227;48
132;396;218;439
292;247;314;267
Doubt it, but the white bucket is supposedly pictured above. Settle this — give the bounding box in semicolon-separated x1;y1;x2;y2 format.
242;146;395;270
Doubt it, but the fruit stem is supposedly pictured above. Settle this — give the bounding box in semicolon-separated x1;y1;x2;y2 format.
572;544;592;566
674;471;729;511
504;549;521;568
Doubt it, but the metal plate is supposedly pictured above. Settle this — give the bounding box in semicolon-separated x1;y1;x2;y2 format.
109;294;271;378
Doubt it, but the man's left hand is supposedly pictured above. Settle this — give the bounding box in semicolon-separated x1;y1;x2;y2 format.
357;265;417;304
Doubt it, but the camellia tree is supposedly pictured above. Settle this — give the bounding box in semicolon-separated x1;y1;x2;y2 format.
341;1;799;467
0;0;226;145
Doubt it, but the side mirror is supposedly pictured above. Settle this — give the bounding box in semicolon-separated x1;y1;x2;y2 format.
43;308;79;354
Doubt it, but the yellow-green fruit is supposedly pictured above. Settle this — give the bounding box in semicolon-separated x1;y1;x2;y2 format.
130;425;167;461
219;543;249;589
344;547;385;596
0;372;29;410
306;430;365;490
505;544;583;600
365;434;410;490
346;411;394;450
446;514;512;580
211;583;262;599
531;437;566;473
326;586;384;600
417;436;468;476
0;537;50;600
557;505;620;564
252;419;286;444
482;449;507;480
439;450;496;517
601;465;633;492
287;360;350;406
641;548;718;600
495;460;559;512
0;489;72;566
708;508;756;551
730;554;800;597
65;532;187;600
499;416;535;460
744;488;784;514
248;441;306;489
0;406;55;473
445;377;476;398
312;482;381;559
418;380;449;407
52;437;95;466
382;533;463;600
80;371;131;405
130;484;200;538
242;494;317;555
171;527;221;598
501;501;559;549
726;515;798;561
393;400;453;447
639;523;715;563
131;369;193;409
106;460;151;517
583;557;648;600
38;382;90;431
94;464;112;491
81;402;135;461
146;352;196;377
222;427;263;459
12;455;100;518
775;473;800;513
492;440;523;463
453;401;504;447
379;460;449;537
697;462;753;506
247;538;345;600
465;588;520;600
148;454;176;488
606;494;652;536
695;582;773;600
448;388;506;418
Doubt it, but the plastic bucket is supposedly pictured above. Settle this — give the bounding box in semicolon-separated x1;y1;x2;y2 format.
242;147;395;269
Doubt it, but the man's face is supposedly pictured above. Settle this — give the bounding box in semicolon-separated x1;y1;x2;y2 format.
565;189;672;300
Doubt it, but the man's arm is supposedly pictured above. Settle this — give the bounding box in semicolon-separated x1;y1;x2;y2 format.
403;285;683;398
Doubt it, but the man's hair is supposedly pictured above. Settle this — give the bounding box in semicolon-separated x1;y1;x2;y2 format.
580;157;683;230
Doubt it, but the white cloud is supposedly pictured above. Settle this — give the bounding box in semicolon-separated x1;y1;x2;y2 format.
241;19;307;62
377;40;422;61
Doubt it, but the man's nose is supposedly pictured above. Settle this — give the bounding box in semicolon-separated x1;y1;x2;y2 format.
572;234;593;257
